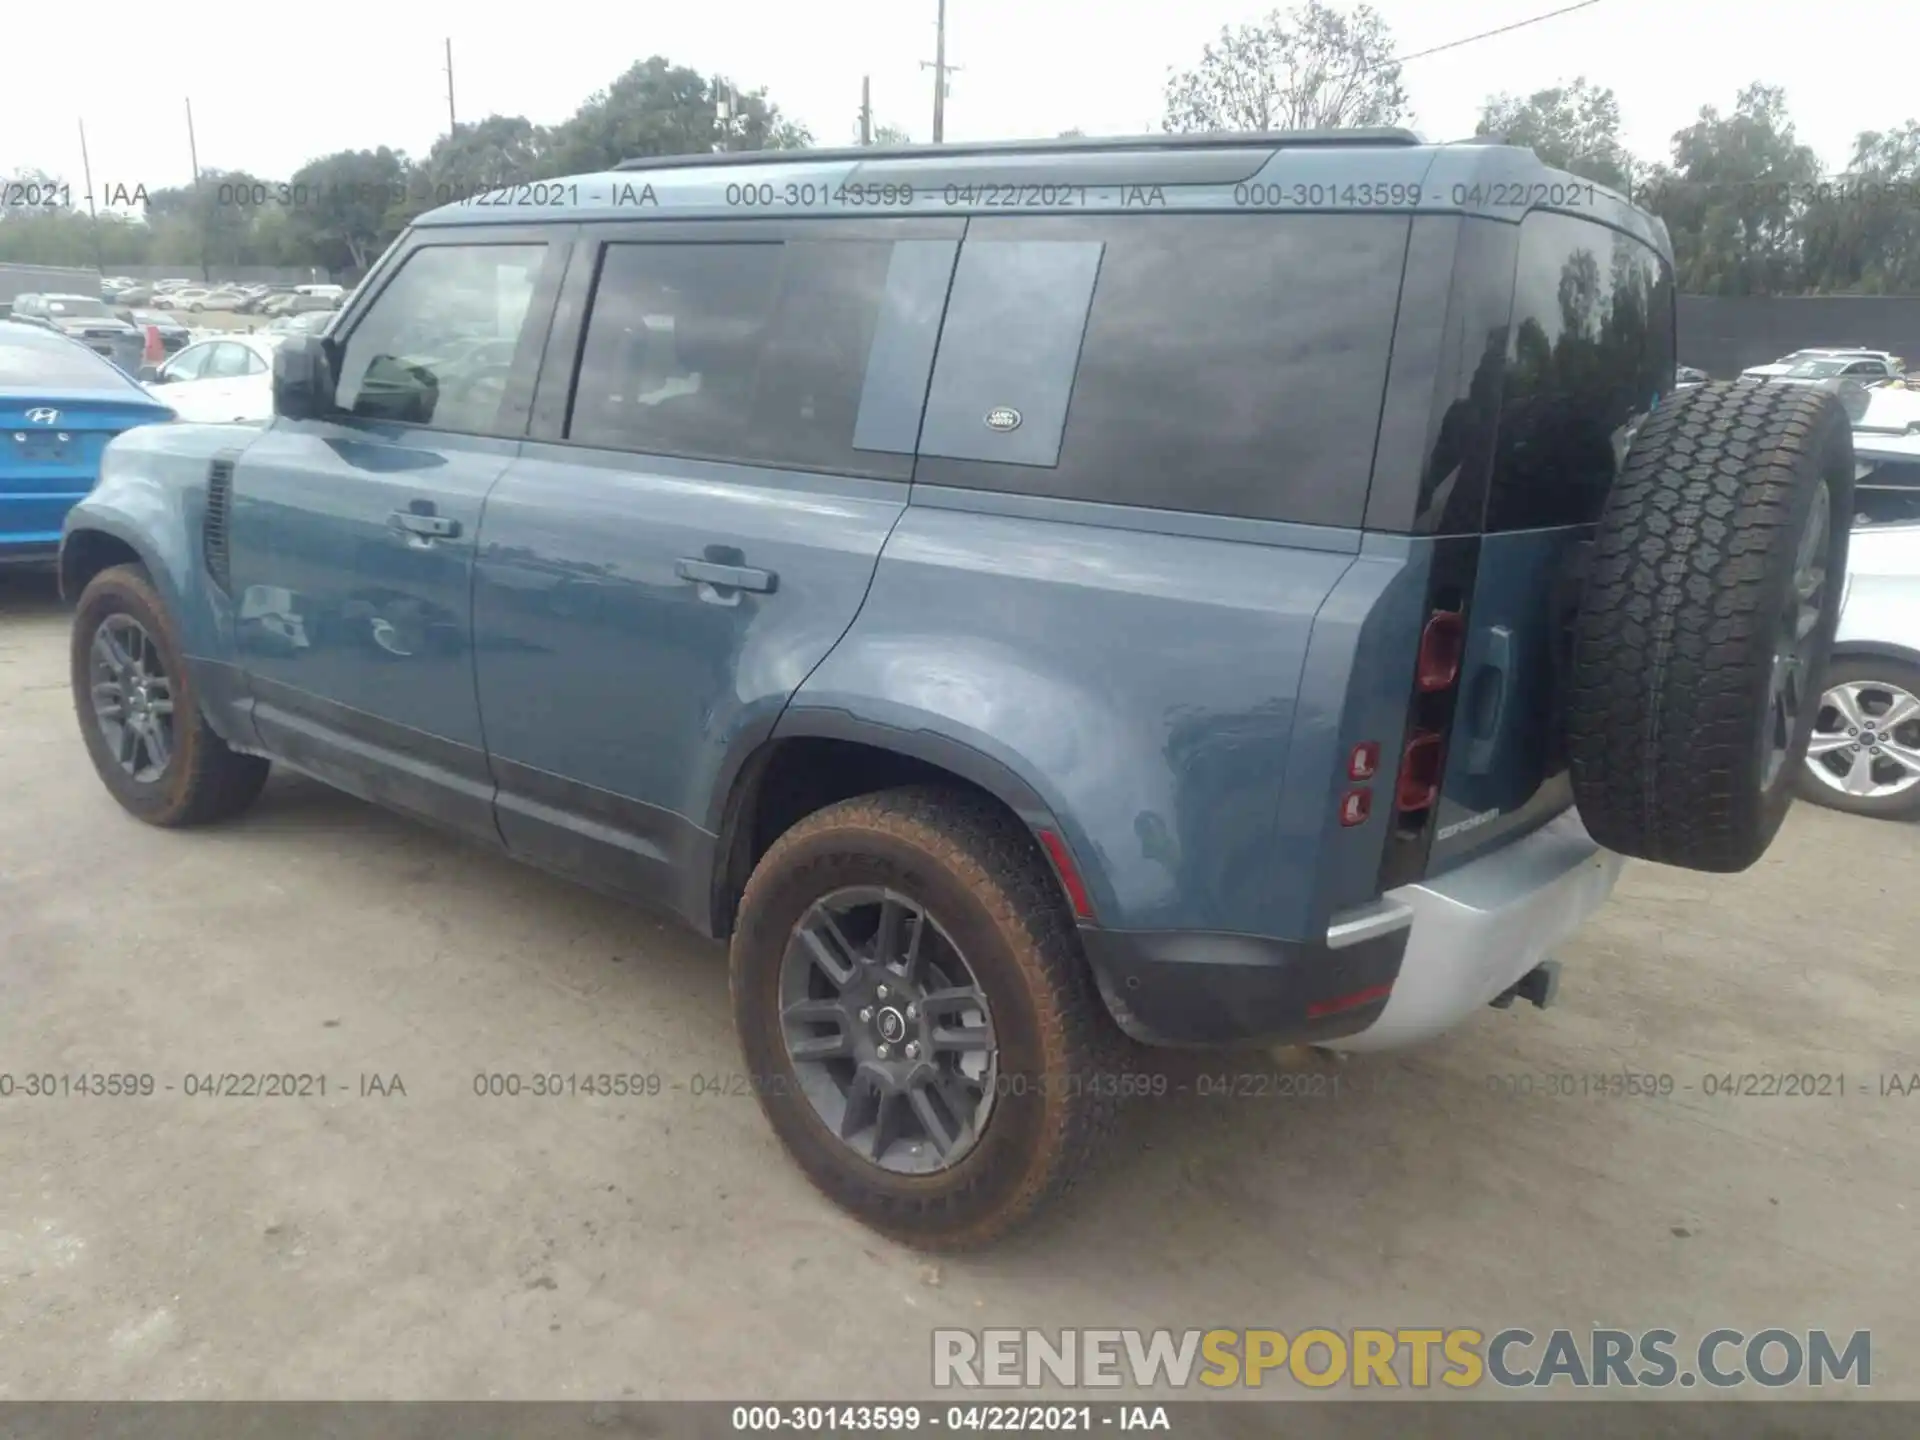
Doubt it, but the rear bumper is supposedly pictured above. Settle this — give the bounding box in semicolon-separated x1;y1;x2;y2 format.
1325;808;1622;1052
1079;809;1620;1051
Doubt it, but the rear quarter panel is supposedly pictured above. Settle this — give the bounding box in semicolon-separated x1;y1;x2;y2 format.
784;493;1366;937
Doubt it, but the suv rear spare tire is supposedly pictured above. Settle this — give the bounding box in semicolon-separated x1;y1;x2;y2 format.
1567;381;1853;872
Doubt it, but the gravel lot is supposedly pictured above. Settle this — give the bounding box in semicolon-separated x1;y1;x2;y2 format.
1;566;1916;1405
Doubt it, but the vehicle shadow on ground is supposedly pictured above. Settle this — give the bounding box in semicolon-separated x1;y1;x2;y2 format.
213;769;1628;1274
0;569;66;621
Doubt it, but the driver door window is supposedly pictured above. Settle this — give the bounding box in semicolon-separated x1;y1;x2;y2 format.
202;343;256;380
333;243;547;435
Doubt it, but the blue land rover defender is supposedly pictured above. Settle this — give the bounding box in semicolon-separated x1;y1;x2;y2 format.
61;132;1852;1247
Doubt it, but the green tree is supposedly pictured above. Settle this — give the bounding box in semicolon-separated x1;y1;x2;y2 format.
543;57;810;174
872;123;913;146
1798;121;1920;294
284;147;414;274
1639;84;1820;296
1163;2;1408;134
407;114;555;216
1475;77;1634;191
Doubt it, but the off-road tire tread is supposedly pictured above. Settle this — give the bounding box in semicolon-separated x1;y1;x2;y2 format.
71;564;270;827
1568;382;1851;871
731;784;1120;1250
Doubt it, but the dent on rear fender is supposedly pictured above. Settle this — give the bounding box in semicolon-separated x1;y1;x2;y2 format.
790;504;1358;936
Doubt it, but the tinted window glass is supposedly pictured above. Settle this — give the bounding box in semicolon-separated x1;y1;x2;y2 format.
914;214;1410;527
1486;213;1675;532
568;239;902;479
334;243;545;434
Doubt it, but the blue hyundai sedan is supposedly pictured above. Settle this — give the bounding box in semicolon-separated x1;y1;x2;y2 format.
1;321;175;566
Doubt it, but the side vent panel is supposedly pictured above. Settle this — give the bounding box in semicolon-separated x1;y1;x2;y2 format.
203;451;240;594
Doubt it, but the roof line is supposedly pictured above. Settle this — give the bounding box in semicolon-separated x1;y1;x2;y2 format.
611;129;1425;172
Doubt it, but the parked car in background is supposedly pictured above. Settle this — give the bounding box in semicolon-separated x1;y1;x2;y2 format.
143;334;280;424
1;322;174;564
113;308;192;360
1852;385;1920;438
238;284;299;314
295;283;345;302
263;310;335;337
1742;349;1906;384
8;293;144;373
1804;430;1920;820
113;285;155;306
1675;364;1709;388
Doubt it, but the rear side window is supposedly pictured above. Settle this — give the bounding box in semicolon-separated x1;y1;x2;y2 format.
1485;213;1675;532
914;214;1411;528
567;239;906;480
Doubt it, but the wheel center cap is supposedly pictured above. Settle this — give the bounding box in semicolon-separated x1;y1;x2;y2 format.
875;1007;907;1044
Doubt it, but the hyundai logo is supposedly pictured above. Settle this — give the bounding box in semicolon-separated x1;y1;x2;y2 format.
25;407;60;425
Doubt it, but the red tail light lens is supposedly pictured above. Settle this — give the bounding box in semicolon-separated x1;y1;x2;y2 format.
1347;741;1380;781
1339;788;1372;827
1396;730;1444;812
1416;610;1465;692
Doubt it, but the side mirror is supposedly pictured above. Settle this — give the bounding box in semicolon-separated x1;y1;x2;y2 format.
273;334;338;421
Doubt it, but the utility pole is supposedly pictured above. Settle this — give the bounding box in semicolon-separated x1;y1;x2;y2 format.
76;119;103;276
444;39;457;133
713;78;734;152
859;75;872;146
185;98;209;283
919;0;960;143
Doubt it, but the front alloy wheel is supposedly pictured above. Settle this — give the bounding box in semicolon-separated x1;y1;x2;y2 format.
89;613;175;783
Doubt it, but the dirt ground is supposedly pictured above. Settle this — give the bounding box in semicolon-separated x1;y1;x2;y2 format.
1;566;1916;1405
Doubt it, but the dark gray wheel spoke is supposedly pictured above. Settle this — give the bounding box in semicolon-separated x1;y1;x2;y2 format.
868;1090;906;1161
143;716;172;770
839;1069;882;1141
906;1078;966;1159
116;722;140;768
777;885;999;1176
798;909;862;990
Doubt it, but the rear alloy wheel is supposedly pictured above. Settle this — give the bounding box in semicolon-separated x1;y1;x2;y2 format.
731;786;1118;1249
1799;658;1920;819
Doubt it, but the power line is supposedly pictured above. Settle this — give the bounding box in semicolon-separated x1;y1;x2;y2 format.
1385;0;1606;71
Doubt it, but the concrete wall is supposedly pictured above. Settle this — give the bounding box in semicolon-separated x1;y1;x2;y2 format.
0;263;102;303
1679;296;1920;378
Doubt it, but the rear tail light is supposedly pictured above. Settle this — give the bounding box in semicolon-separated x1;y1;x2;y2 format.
1396;730;1444;813
1347;741;1380;781
1339;788;1372;827
1416;610;1465;692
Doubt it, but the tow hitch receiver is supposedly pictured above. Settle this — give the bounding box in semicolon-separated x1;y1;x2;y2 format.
1490;959;1560;1011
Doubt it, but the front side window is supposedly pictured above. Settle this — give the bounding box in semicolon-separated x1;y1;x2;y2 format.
333;243;546;434
567;238;904;478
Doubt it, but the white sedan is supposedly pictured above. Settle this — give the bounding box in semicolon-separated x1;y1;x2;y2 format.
1802;430;1920;819
144;334;280;424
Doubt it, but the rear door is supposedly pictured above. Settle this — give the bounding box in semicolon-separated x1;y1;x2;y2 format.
471;217;960;921
1426;210;1676;871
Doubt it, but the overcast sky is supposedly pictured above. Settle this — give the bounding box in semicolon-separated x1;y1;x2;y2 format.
2;0;1908;195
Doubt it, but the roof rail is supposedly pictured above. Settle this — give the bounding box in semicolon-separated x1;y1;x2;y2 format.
611;128;1425;172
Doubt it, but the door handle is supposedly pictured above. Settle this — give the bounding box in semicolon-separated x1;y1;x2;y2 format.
675;558;776;594
389;510;461;540
1465;625;1513;776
